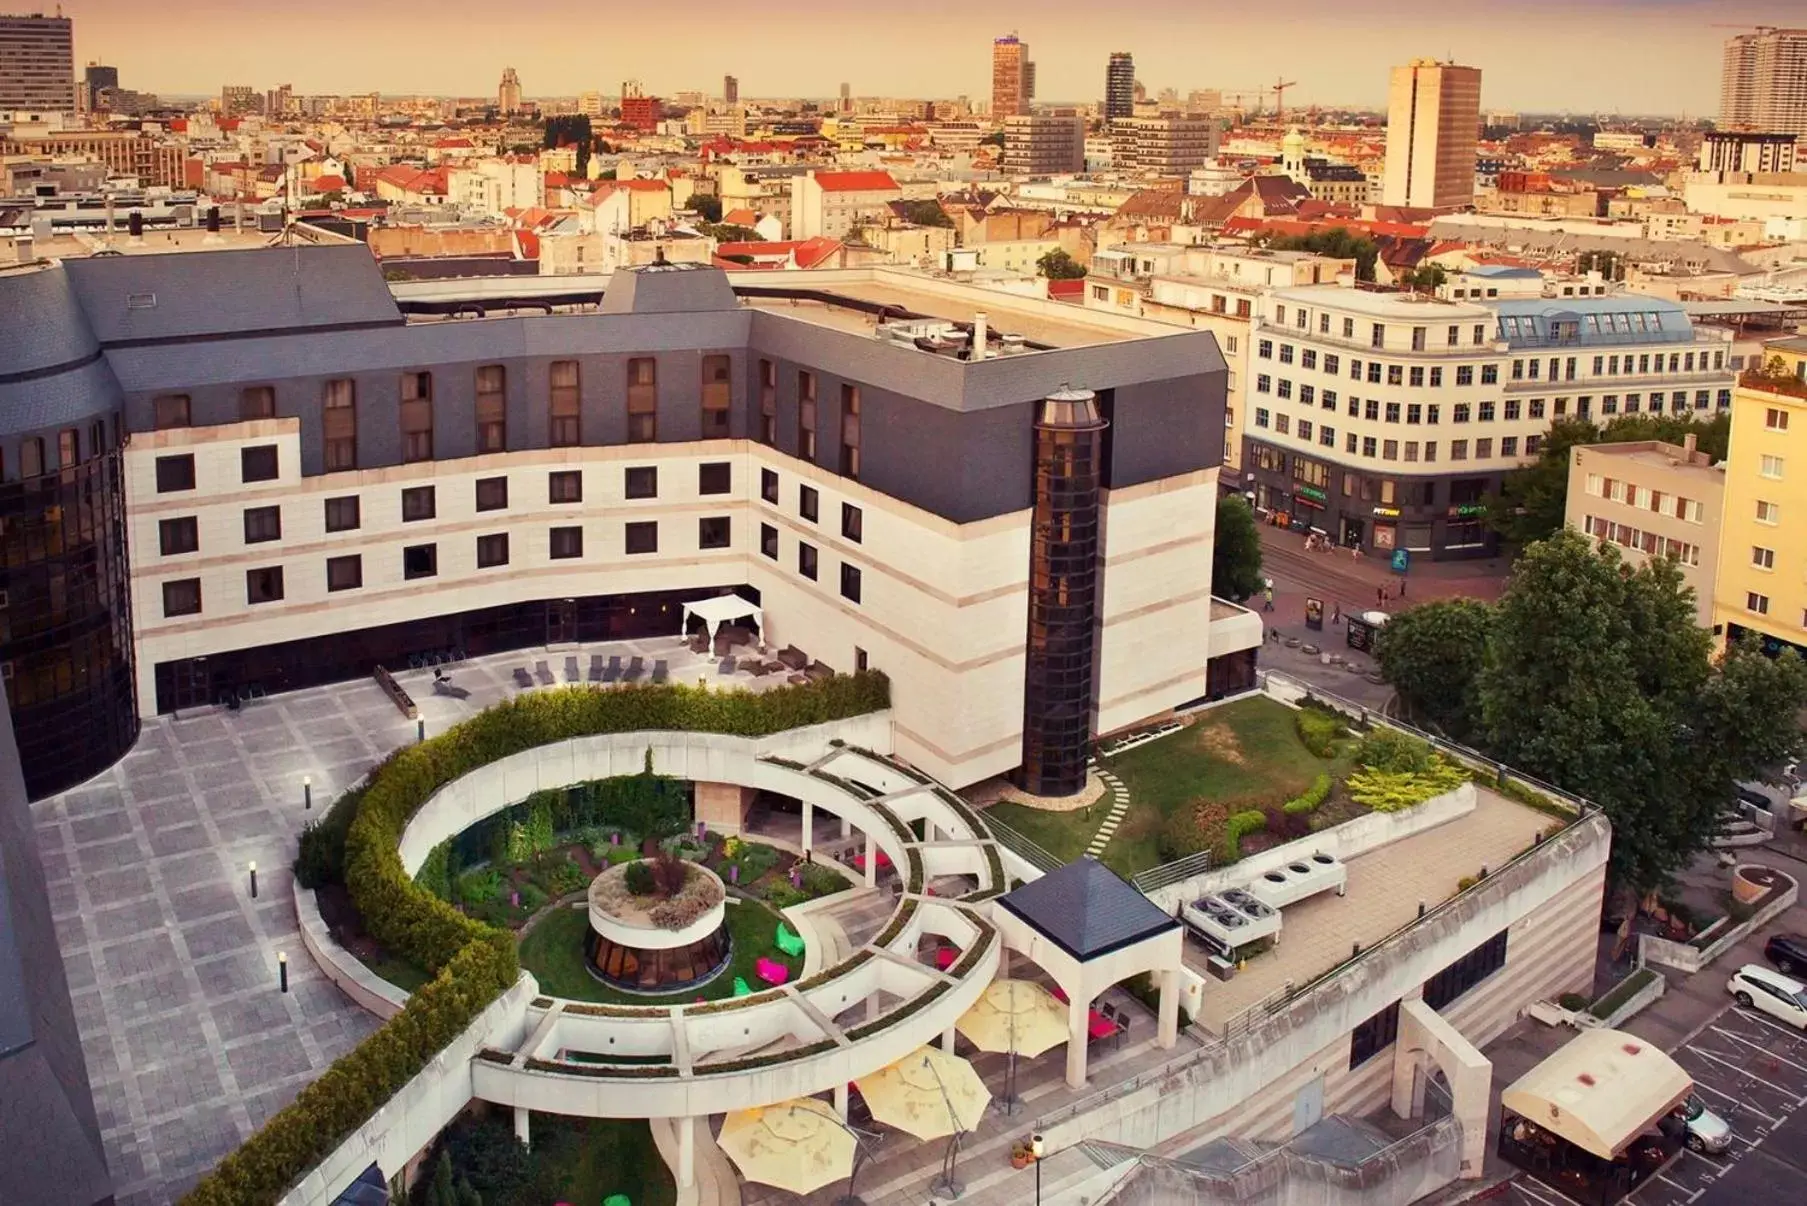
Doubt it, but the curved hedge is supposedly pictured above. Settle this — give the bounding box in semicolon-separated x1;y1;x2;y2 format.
182;673;888;1206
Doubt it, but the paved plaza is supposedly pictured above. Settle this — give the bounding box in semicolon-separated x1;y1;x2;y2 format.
31;635;756;1205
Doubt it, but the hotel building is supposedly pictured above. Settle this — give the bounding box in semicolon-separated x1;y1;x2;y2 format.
0;251;1260;800
1239;288;1735;558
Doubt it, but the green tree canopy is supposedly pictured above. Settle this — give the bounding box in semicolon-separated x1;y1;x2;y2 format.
1037;248;1088;280
1484;412;1729;546
1372;598;1494;742
1211;494;1264;603
692;194;723;223
1476;529;1807;891
1262;226;1378;281
897;199;953;227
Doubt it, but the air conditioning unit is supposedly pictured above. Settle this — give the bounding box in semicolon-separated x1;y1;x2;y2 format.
1243;851;1348;910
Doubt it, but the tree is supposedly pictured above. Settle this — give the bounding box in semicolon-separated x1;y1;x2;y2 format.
1263;226;1379;281
341;162;355;188
1211;495;1264;603
1400;264;1448;292
897;199;953;228
1037;248;1088;280
693;194;723;223
698;222;759;242
1476;530;1807;892
1372;598;1494;742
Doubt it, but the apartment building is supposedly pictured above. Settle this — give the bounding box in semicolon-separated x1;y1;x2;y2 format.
1002;112;1085;175
0;128;185;187
1111;115;1222;176
1566;439;1722;627
1698;130;1798;175
789;169;901;240
1713;338;1807;659
1721;28;1807;137
0;11;74;111
0;251;1257;801
1241;288;1734;558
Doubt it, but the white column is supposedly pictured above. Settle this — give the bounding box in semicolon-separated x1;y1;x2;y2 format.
942;1025;957;1054
1157;968;1180;1048
514;1106;531;1148
841;815;852;839
864;832;876;887
834;1081;850;1118
678;1115;696;1189
1065;993;1089;1089
802;798;815;854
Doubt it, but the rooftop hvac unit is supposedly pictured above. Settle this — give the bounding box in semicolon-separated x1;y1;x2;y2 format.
1243;851;1347;910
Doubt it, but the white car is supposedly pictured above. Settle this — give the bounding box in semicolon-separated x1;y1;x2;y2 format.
1727;963;1807;1029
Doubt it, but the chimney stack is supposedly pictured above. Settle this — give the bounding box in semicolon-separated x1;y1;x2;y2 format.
972;312;988;361
128;211;144;243
15;234;34;264
1683;433;1698;456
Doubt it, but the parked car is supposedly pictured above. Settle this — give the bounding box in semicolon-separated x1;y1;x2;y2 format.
1671;1093;1732;1155
1728;963;1807;1029
1765;934;1807;977
1735;786;1773;814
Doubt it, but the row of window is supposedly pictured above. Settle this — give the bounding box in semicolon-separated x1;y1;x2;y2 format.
1251;380;1729;422
152;359;866;480
1740;595;1807;631
1257;343;1499;387
1267;304;1492;350
1581;517;1704;567
1255;338;1726;384
757;466;864;543
1252;412;1542;463
755;522;863;604
157;518;742;616
1350;930;1509;1071
1251;446;1485;507
1581;475;1706;525
8;421;109;481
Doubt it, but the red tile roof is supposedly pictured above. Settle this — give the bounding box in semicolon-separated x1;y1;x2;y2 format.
722;208;759;226
813;170;899;192
713;237;843;269
310;175;347;192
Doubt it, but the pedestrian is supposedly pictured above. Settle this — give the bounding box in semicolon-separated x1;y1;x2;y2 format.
1264;584;1275;612
1331;602;1341;624
1398;578;1407;598
1377;586;1386;609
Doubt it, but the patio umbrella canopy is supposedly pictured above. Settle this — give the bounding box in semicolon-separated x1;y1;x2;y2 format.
854;1046;991;1140
956;978;1069;1058
717;1097;856;1196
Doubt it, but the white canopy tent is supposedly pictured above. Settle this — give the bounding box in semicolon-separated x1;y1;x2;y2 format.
679;595;764;653
1501;1028;1691;1159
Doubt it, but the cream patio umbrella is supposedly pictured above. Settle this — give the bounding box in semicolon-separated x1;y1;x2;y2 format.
956;978;1069;1058
853;1045;991;1140
716;1097;857;1197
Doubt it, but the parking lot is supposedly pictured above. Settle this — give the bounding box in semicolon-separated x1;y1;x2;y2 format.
1501;1002;1807;1206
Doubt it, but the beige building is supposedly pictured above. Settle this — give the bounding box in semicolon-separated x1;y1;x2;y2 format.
1002;112;1084;175
789;169;902;240
1713;340;1807;658
1111;116;1222;176
1382;59;1482;211
1566;438;1723;627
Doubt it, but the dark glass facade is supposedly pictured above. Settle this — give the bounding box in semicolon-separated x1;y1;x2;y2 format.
0;438;138;799
1016;389;1108;797
585;924;731;993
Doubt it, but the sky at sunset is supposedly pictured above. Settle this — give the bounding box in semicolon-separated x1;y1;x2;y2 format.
55;0;1806;115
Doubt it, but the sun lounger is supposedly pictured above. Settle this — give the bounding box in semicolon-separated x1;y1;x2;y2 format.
535;660;553;685
623;655;644;682
602;654;622;683
514;667;533;689
589;654;605;682
777;645;808;671
565;656;580;682
651;659;668;684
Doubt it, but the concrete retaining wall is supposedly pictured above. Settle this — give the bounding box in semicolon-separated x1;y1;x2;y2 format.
1639;874;1799;974
295;879;409;1021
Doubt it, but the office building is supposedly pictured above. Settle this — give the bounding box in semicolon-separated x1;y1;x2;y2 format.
1382;59;1482;211
1110;115;1222;175
1714;337;1807;658
1566;438;1722;628
620;93;660;131
81;62;116;112
1002;112;1085;175
1105;51;1135;121
0;11;74;111
220;83;260;116
723;74;738;106
1697;129;1798;175
578;90;603;117
1240;288;1734;558
839;81;850;113
1721;27;1807;138
498;66;522;115
992;34;1032;119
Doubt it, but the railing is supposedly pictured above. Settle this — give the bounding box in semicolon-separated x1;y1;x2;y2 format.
1131;850;1212;894
983;814;1064;875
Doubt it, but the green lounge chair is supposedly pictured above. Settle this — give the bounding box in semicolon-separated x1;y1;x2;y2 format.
733;976;752;997
775;922;805;957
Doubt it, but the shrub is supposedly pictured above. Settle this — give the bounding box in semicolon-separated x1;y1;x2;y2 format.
623;861;656;896
1157;810;1206;863
604;845;639;867
291;773;373;889
1295;709;1345;759
1282;772;1333;816
1218;809;1267;863
456;868;504;906
1347;759;1469;812
414;841;454;902
799;862;846;897
1261;801;1312;843
1356;728;1438;774
517;882;548;913
1558;991;1590;1012
548;856;588;897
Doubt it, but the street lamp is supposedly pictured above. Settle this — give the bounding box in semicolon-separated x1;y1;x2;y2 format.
278;951;288;993
1031;1132;1045;1205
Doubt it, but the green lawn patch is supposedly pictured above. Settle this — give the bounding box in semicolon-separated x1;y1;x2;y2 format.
552;1116;677;1206
981;799;1099;865
518;897;804;1006
361;951;432;994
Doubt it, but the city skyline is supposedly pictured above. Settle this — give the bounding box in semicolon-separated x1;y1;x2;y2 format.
51;0;1806;115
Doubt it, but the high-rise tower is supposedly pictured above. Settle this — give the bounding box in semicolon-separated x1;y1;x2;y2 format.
1105;52;1135;121
1721;27;1807;137
992;34;1032;119
498;66;522;115
1381;59;1482;211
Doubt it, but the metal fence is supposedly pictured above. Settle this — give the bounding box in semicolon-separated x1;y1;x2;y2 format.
982;814;1064;875
1131;850;1212;894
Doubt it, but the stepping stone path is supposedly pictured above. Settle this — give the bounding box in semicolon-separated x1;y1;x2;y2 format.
1085;764;1131;859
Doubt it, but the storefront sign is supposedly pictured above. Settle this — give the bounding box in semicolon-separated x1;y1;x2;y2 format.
1391;548;1411;573
1372;506;1400;518
1296;484;1328;503
1448;503;1488;519
1292;493;1324;511
1305;597;1324;631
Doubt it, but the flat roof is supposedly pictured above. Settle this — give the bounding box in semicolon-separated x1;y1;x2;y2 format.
741;278;1148;348
1574;441;1723;478
1266;283;1493;320
14;229;278;258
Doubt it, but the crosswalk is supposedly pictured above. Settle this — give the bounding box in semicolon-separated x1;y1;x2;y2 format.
1084;767;1131;859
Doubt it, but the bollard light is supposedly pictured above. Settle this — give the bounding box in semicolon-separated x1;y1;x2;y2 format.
1031;1132;1046;1205
417;718;426;743
303;775;312;811
249;860;258;899
278;951;289;993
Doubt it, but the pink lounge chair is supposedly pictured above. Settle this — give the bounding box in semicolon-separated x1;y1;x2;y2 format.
755;956;790;986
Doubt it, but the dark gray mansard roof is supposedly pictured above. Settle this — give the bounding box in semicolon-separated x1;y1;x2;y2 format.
0;261;100;375
998;858;1181;962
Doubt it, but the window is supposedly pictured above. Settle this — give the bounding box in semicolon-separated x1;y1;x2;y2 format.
1362;436;1377;457
327;555;363;592
840;563;862;603
1421;931;1508;1010
1475;438;1492;459
550;526;584;559
477;533;509;568
760;522;779;560
324;378;357;470
1768;407;1791;432
1411;327;1426;351
243;506;281;544
1481;364;1498;385
153;393;191;429
798;542;819;580
1385;402;1400;423
757;359;777;445
1753;546;1776;570
57;427;77;469
1370;323;1385;349
403;544;438;580
1478;401;1495;422
798;371;817;459
1446;325;1459;347
1320;426;1336;447
800;484;819;523
1301;350;1317;370
476;364;506;452
626;357;657;442
1404;441;1418;462
1298;420;1313;442
240;385;275;420
625;521;658;555
1364;399;1380;421
842;502;863;543
325;495;361;531
1342;317;1354;338
760;467;779;504
475;477;508;512
1501;436;1518;457
1388;365;1403;386
1255;408;1270;429
1349;1001;1400;1069
1522;436;1539;456
1453;403;1471;423
1748;592;1770;616
681;463;731;501
155;453;195;493
1256;374;1272;394
625;466;658;499
1429;367;1442;388
701;355;732;438
1761;455;1785;480
1367;363;1382;384
1425;441;1438;461
1279;344;1294;365
1383;439;1398;460
401;486;436;522
550;360;581;446
241;444;278;482
699;516;731;549
1407;403;1422;425
1322;389;1337;411
1504;400;1521;421
162;578;201;618
400;371;433;462
246;566;285;604
1323;354;1340;375
158;517;198;556
841;384;861;479
1451;439;1468;461
18;437;42;479
1275;414;1290;435
548;470;583;503
1257;338;1273;360
1277;380;1292;400
1757;500;1779;524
